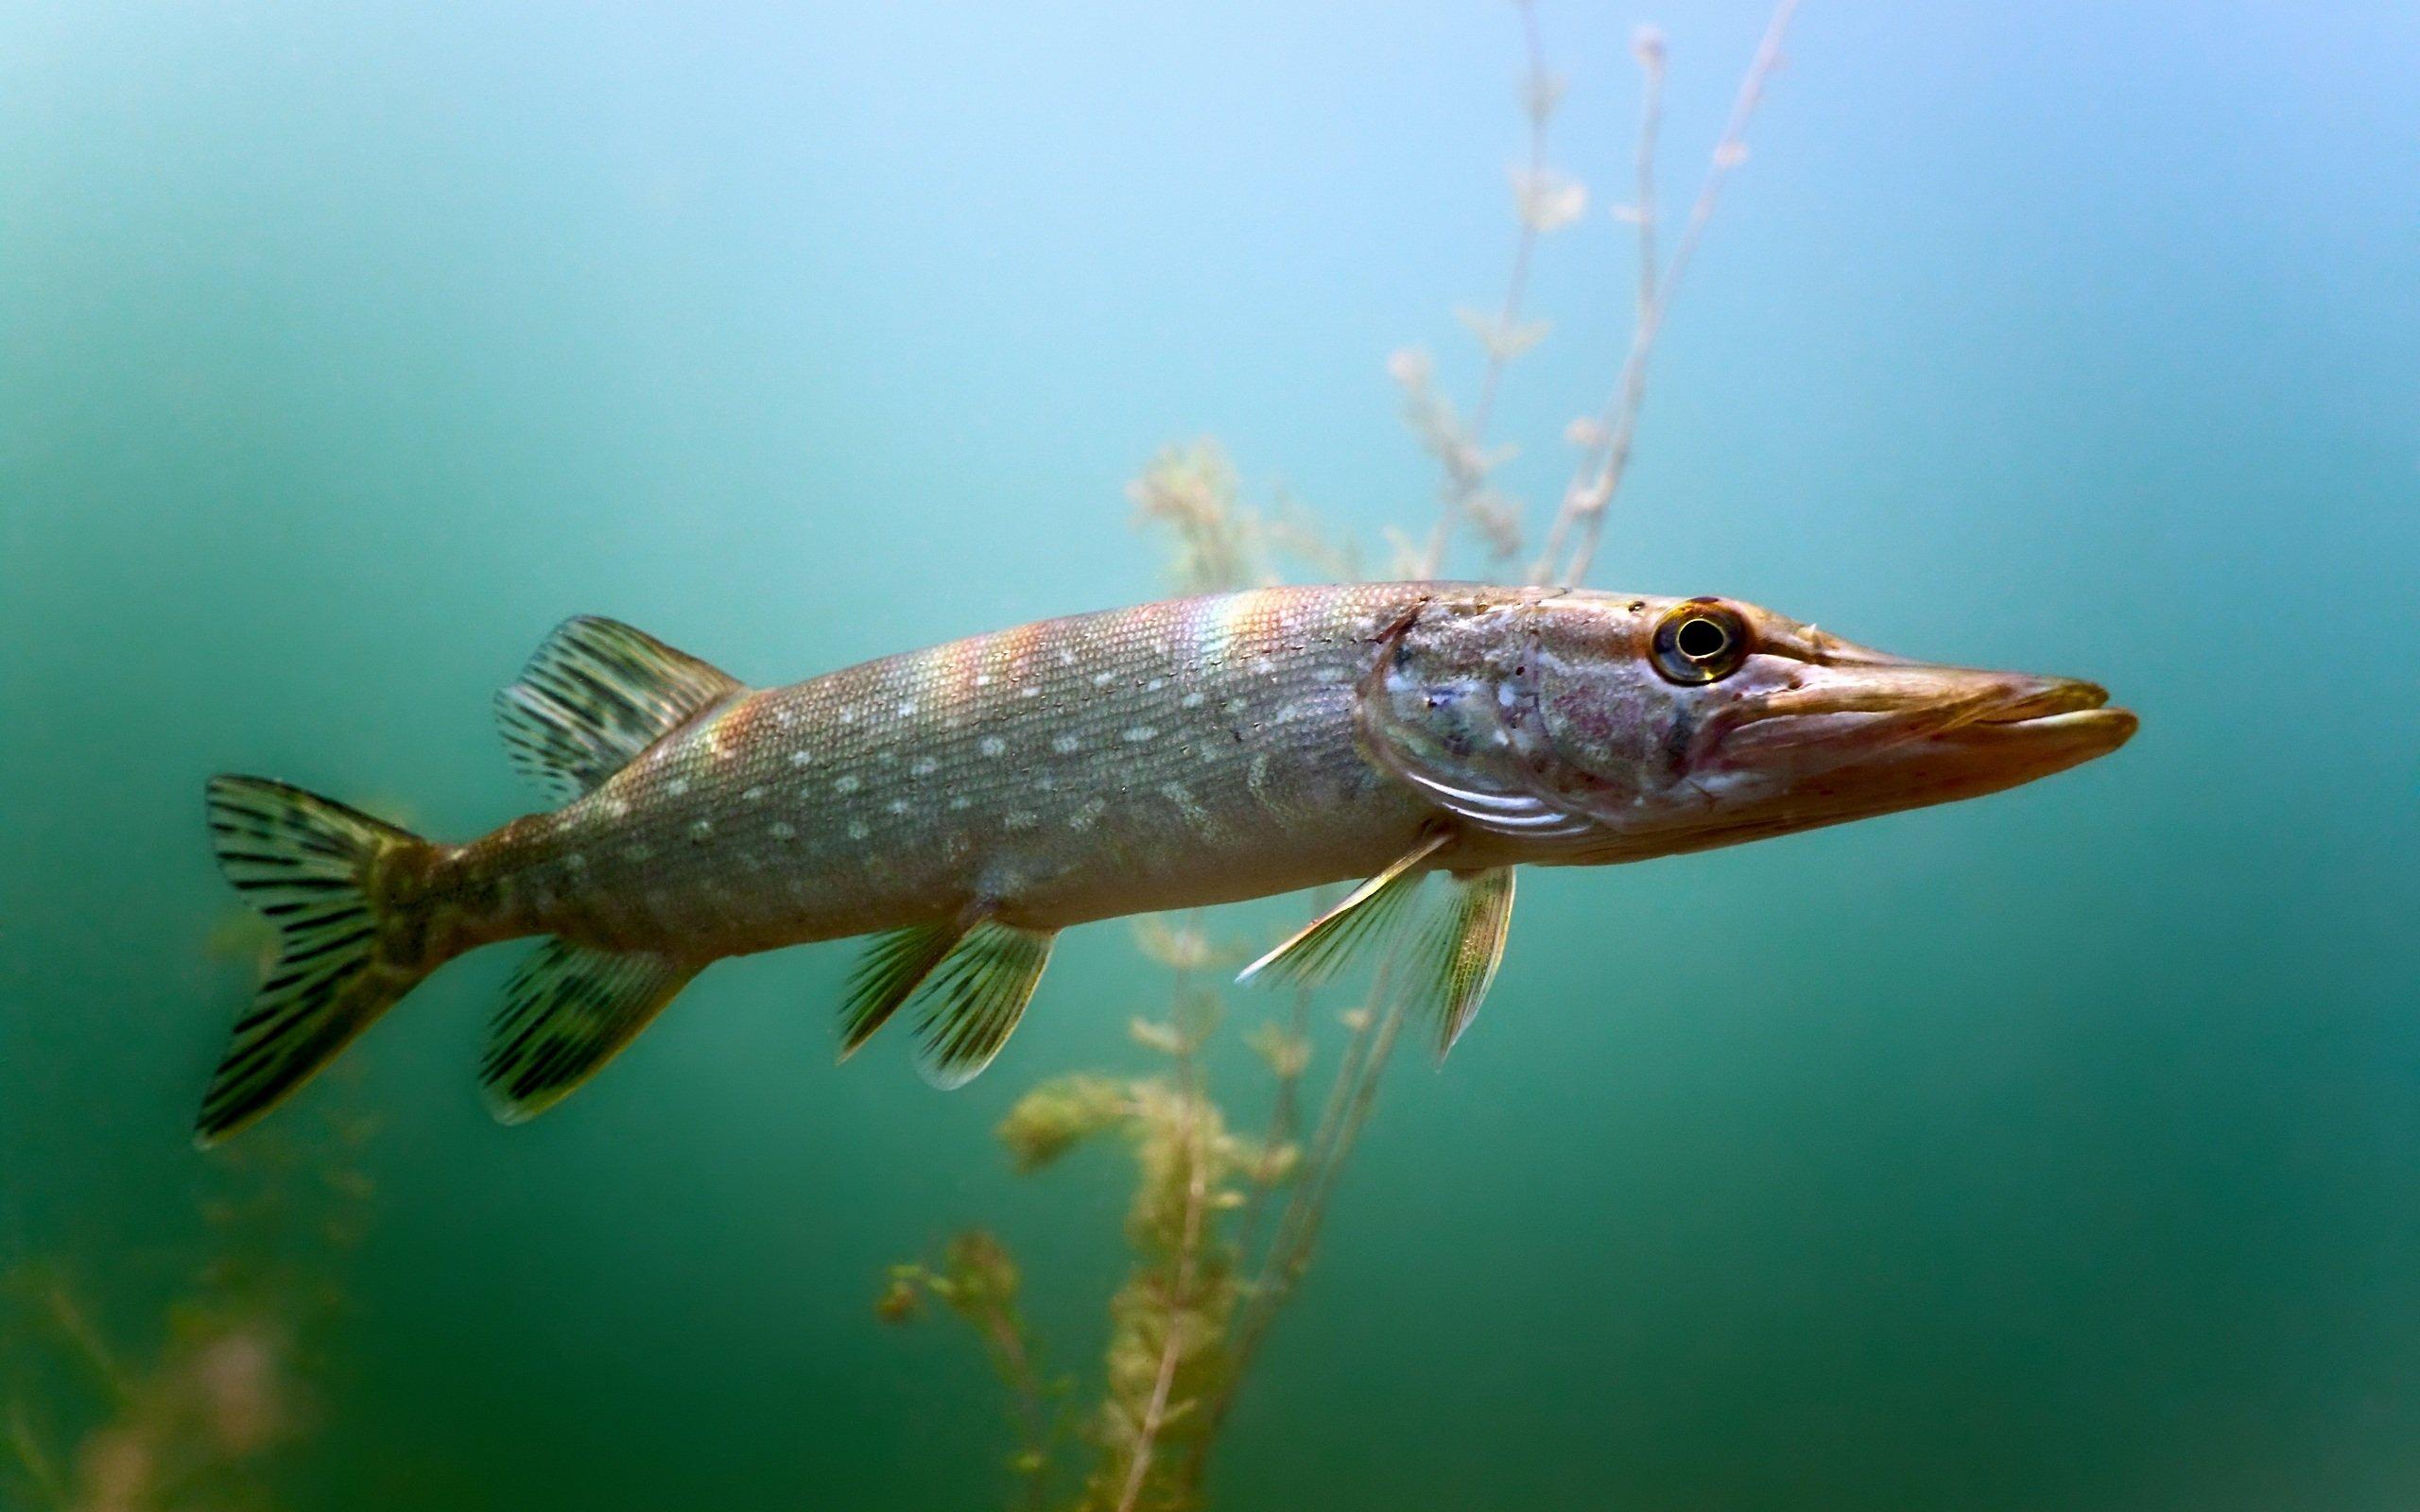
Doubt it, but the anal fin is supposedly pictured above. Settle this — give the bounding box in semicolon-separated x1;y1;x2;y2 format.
481;941;700;1123
1236;831;1451;988
838;916;1057;1090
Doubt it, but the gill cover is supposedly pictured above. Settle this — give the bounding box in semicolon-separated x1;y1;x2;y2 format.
1354;592;1603;845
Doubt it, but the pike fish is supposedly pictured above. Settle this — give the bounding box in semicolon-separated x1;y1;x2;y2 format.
199;582;2135;1143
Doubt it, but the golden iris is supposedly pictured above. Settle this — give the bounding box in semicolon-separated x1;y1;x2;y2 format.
1651;600;1751;685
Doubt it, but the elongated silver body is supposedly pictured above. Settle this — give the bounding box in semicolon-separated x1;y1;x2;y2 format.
456;583;1445;958
197;579;2134;1142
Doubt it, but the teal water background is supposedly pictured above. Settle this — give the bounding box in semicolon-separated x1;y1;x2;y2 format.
5;2;2417;1507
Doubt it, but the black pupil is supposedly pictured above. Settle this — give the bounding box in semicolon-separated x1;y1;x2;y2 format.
1674;616;1729;662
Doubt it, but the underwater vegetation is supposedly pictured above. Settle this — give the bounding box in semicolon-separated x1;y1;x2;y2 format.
1;1106;374;1512
3;945;376;1510
876;12;1802;1503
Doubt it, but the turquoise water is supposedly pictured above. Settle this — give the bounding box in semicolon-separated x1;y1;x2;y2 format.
5;2;2416;1507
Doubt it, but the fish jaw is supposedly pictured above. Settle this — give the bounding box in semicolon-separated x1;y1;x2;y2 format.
1686;654;2139;844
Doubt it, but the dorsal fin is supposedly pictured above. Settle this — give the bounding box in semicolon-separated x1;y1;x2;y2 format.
494;617;744;801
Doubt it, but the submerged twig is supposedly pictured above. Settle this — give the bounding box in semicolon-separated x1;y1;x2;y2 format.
1111;1014;1211;1512
1532;0;1800;586
1414;0;1563;576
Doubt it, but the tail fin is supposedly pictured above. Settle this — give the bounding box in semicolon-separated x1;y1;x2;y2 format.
199;776;438;1146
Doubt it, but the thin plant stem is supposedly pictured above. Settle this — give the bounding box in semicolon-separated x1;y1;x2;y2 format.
1531;0;1800;587
4;1398;67;1508
982;1308;1052;1512
1417;0;1550;577
1230;981;1312;1267
1264;981;1410;1309
37;1280;132;1408
1203;956;1405;1462
1111;985;1212;1512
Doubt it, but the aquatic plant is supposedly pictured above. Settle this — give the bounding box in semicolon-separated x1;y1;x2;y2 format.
880;3;1802;1504
2;947;377;1509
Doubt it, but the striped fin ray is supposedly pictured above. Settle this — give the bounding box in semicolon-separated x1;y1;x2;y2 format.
494;616;744;801
838;922;964;1059
199;776;433;1146
838;917;1057;1090
1235;831;1451;989
908;921;1055;1090
481;941;700;1123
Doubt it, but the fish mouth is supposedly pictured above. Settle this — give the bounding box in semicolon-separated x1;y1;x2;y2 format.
1942;676;2137;762
1705;662;2137;828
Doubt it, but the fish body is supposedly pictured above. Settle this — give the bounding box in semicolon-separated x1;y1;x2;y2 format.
461;582;1444;961
198;581;2135;1143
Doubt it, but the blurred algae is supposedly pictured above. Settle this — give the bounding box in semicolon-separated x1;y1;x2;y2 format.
879;2;1800;1505
3;912;380;1510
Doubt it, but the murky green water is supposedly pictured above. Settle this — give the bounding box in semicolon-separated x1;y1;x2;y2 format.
6;3;2417;1507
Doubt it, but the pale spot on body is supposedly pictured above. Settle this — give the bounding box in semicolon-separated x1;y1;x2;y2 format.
769;821;797;841
790;751;813;769
1068;797;1109;833
834;775;861;795
666;778;689;797
887;799;911;816
848;820;871;841
1180;691;1206;709
1051;734;1081;755
1123;726;1159;744
911;757;940;778
689;819;713;842
1160;782;1211;829
897;700;919;718
742;785;766;802
978;736;1008;758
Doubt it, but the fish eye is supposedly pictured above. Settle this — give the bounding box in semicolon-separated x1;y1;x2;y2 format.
1651;601;1752;685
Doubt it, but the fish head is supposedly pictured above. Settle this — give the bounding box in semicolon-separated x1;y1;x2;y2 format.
1358;589;2136;860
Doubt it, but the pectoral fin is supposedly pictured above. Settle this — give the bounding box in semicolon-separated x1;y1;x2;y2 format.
1237;836;1516;1061
838;916;1056;1089
1410;866;1515;1059
1236;831;1450;988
